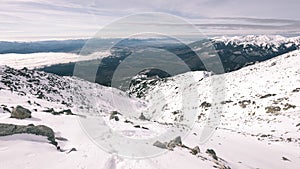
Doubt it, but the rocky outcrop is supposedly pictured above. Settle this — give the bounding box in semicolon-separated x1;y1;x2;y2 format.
0;123;57;146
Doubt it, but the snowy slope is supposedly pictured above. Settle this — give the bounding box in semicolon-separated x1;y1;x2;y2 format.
0;49;300;169
0;66;228;168
130;49;300;168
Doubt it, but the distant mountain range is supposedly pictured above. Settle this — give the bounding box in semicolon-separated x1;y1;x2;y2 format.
1;35;299;89
34;35;300;89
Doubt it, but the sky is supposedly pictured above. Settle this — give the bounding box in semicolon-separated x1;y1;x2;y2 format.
0;0;299;41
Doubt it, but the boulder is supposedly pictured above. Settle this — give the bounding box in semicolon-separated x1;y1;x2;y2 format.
153;141;167;149
282;157;291;161
11;106;31;119
206;149;218;160
109;111;121;121
200;101;211;108
190;146;200;155
173;136;182;146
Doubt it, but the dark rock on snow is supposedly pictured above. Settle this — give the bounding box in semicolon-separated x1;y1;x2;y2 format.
0;123;57;146
11;105;31;119
190;146;200;155
206;149;218;160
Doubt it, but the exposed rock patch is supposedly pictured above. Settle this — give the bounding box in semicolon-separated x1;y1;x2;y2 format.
238;100;252;108
260;94;276;99
265;106;281;114
283;103;296;111
43;108;75;116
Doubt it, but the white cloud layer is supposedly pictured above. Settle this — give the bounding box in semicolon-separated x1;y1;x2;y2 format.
0;0;299;41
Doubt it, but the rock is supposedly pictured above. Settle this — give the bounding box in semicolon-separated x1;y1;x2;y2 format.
23;125;56;145
153;136;183;151
141;126;149;130
2;107;11;113
0;123;57;146
58;109;74;115
114;116;119;121
67;148;77;154
265;106;281;114
238;100;251;108
283;103;296;111
260;94;276;99
133;125;141;128
43;108;55;113
139;113;147;120
55;137;68;141
206;149;218;160
167;141;176;150
11;105;31;119
109;111;121;121
200;102;211;108
124;120;133;124
0;123;16;136
172;110;181;115
282;157;291;161
166;136;183;150
260;134;269;138
173;136;182;146
43;108;75;116
153;141;167;149
190;146;200;155
220;100;233;104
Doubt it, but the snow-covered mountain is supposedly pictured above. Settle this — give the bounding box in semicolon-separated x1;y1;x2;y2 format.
1;48;300;168
209;35;300;72
213;35;300;48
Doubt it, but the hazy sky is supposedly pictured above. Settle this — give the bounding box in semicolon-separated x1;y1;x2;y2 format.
0;0;299;41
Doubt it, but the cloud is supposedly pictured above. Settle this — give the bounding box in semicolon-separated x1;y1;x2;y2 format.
0;0;299;41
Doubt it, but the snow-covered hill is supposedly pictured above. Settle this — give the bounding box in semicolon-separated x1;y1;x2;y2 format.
1;49;300;168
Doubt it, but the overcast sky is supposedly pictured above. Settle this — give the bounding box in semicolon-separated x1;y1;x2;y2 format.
0;0;299;41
